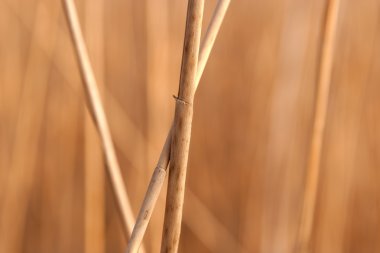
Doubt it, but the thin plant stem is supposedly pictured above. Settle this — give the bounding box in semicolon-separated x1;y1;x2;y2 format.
160;0;204;252
62;1;143;251
3;3;232;250
296;0;341;252
126;1;230;252
195;0;230;89
107;89;247;253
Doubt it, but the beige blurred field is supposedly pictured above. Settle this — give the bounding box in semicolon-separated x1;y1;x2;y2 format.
1;0;380;252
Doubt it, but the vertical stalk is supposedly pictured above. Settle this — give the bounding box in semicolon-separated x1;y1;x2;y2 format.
126;1;230;252
160;1;204;252
296;0;341;252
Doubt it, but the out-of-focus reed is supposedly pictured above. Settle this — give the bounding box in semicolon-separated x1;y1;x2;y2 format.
1;0;380;253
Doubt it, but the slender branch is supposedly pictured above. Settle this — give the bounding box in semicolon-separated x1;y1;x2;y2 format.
296;0;341;252
62;1;143;251
160;0;204;252
126;1;230;252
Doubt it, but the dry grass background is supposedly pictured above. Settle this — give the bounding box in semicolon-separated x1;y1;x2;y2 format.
1;0;380;252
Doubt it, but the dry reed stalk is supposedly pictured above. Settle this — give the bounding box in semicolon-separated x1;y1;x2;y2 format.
106;90;247;253
62;1;143;251
2;7;236;252
195;0;230;88
126;1;230;252
126;127;173;253
102;90;246;253
83;0;105;252
160;0;204;252
296;0;341;252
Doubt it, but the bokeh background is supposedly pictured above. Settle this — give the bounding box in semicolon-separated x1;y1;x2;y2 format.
1;0;380;252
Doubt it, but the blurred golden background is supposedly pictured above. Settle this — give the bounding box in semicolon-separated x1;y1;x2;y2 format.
1;0;380;252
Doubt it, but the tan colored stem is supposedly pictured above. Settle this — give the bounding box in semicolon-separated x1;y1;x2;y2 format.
127;128;172;252
4;2;230;249
160;1;204;252
62;0;141;250
296;0;341;252
126;1;230;252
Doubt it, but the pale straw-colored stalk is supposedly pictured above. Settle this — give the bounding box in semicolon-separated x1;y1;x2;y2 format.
296;0;341;252
62;1;143;252
5;3;233;250
126;1;231;252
